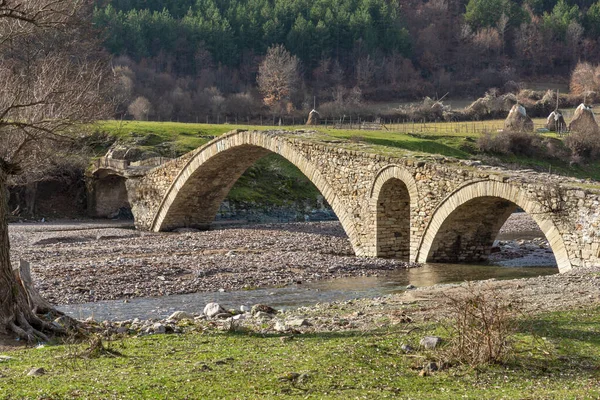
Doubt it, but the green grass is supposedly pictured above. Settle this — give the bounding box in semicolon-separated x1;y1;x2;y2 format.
91;119;600;181
92;120;255;155
0;307;598;399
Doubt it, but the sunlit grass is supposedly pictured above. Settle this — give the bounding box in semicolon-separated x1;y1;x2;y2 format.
0;307;598;399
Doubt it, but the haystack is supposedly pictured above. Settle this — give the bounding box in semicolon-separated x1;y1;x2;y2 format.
546;110;567;132
568;104;599;134
306;109;320;125
504;104;534;132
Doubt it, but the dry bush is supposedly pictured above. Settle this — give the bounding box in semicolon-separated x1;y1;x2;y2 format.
565;131;600;162
477;130;542;157
442;285;519;367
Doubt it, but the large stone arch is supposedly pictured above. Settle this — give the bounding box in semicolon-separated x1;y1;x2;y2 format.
150;130;363;253
369;165;419;261
416;180;572;273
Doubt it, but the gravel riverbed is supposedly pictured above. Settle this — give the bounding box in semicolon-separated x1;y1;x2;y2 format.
10;221;412;305
9;213;559;306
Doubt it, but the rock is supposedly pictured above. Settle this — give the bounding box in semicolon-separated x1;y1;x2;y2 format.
116;326;128;334
406;284;416;290
274;320;287;332
53;315;77;330
168;311;193;321
214;312;233;319
400;344;413;353
420;336;442;349
152;323;166;334
251;304;277;315
254;311;274;320
240;305;249;313
204;302;226;318
0;356;14;362
423;362;438;372
286;318;310;327
232;314;247;321
27;367;45;377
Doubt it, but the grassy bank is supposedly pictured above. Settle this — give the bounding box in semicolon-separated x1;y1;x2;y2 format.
0;307;598;399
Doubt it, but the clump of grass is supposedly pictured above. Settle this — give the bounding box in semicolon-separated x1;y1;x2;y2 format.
79;335;123;359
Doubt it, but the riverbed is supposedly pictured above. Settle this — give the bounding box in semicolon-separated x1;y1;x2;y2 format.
9;213;558;317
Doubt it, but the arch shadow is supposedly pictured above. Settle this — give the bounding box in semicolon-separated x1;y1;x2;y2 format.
416;180;572;273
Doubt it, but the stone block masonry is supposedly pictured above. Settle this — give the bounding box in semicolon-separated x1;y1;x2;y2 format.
117;129;600;273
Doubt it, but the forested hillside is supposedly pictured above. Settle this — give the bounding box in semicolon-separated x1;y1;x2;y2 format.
93;0;600;121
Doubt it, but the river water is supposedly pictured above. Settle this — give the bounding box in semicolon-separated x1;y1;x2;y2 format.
58;263;557;321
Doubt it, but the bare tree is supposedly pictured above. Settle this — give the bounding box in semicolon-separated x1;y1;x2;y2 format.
0;0;111;341
128;96;152;121
257;44;300;116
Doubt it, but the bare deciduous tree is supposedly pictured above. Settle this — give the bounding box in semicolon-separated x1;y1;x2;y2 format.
128;96;152;121
0;0;111;341
257;44;300;116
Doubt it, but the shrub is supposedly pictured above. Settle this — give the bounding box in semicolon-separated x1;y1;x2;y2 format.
442;285;519;367
564;131;600;162
477;130;542;157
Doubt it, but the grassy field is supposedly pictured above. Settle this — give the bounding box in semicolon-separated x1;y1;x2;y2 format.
92;119;600;181
0;307;598;399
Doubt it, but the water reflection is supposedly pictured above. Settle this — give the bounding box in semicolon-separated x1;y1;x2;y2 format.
59;263;557;321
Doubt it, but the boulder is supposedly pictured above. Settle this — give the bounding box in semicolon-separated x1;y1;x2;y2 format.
568;104;599;134
152;323;166;334
168;311;193;321
504;104;534;132
203;302;226;318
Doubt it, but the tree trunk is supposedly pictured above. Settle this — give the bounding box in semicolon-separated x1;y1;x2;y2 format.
0;169;62;342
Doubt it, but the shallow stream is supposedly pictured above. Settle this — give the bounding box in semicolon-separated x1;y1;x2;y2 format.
59;263;557;321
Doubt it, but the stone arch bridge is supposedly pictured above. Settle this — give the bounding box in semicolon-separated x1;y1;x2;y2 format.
93;129;600;273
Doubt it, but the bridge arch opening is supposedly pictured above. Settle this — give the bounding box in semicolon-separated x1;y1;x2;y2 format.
370;165;418;261
376;179;411;260
151;132;363;254
417;181;572;273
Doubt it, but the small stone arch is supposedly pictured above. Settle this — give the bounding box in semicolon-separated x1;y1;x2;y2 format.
369;165;419;261
150;130;363;254
416;180;572;273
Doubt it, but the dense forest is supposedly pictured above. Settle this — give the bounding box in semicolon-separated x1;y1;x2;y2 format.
93;0;600;121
